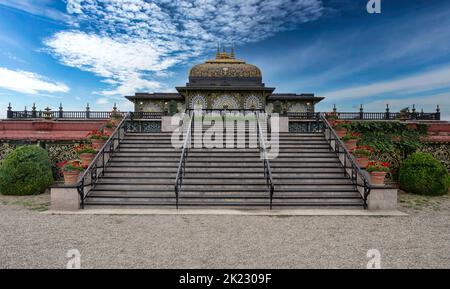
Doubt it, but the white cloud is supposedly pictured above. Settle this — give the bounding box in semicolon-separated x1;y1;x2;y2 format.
322;66;450;101
0;0;68;21
96;97;109;105
44;0;324;97
45;31;172;96
0;67;70;94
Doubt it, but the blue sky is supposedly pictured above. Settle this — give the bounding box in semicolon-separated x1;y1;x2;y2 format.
0;0;449;119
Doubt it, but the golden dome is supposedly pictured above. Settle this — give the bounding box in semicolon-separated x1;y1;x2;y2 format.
189;48;262;80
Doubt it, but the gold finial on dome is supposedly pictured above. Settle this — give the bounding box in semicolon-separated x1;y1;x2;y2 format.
221;47;228;59
230;46;235;59
216;45;220;59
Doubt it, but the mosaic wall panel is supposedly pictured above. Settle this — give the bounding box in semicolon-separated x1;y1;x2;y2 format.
289;121;323;133
0;141;79;180
187;91;264;110
419;143;450;171
244;95;262;109
126;121;161;133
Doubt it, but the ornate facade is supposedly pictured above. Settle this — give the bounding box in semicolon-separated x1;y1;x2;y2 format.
125;48;323;113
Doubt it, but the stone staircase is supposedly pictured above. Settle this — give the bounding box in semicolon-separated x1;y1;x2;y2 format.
84;124;364;209
270;132;364;208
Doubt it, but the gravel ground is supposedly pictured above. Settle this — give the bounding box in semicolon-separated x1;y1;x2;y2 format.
0;192;449;269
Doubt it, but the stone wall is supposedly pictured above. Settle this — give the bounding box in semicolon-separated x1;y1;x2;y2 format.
419;142;450;171
0;141;79;180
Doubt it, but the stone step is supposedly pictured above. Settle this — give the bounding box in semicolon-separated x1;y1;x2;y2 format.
108;161;342;167
104;167;345;173
83;203;364;209
85;196;363;205
87;190;360;198
118;143;331;149
101;172;347;178
92;184;356;191
97;178;354;186
112;152;336;158
110;156;338;162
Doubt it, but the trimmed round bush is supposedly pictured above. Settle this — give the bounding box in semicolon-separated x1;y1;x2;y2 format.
399;152;449;196
0;145;54;195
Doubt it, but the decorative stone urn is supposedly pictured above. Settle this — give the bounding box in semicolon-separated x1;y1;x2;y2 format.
91;139;106;151
103;127;115;135
63;171;80;185
355;156;369;168
335;128;347;138
79;153;95;167
344;139;358;151
370;171;387;186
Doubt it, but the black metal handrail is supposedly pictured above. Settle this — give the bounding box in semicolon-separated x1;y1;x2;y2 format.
332;112;440;120
9;110;127;119
130;111;164;119
286;112;320;119
256;112;275;209
174;110;194;209
320;113;371;208
77;112;131;208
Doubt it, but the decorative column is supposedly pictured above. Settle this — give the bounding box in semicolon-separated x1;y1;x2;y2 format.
86;103;90;119
359;104;364;119
411;104;416;119
436;105;441;120
385;104;390;120
59;103;63;119
32;103;37;118
7;103;12;118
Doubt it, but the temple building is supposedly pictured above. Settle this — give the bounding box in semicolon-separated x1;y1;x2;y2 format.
126;48;323;114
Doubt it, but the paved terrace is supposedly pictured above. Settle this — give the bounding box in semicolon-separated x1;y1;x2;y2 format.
0;192;449;269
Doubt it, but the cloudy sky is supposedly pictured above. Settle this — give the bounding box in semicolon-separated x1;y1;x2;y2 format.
0;0;449;119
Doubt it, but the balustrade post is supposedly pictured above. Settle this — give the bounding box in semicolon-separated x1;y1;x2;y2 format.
32;103;37;118
436;105;441;120
7;103;12;118
59;103;63;118
359;104;364;119
385;104;390;120
86;103;90;119
411;104;416;119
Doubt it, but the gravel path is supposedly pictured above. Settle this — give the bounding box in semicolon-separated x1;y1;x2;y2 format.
0;193;449;269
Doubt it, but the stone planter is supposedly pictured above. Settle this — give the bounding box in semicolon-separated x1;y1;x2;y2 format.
103;127;115;135
370;171;387;186
335;128;347;138
91;139;106;151
344;139;358;151
79;153;96;167
63;171;80;185
355;156;369;168
110;118;121;126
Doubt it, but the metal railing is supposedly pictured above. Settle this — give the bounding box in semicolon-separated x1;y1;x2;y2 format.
77;113;131;208
130;111;164;119
286;112;320;119
9;110;126;119
331;112;440;121
320;113;371;208
7;110;164;120
174;110;194;209
256;112;275;209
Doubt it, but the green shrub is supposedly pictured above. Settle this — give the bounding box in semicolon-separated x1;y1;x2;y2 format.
399;152;449;196
0;145;54;195
169;100;178;116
